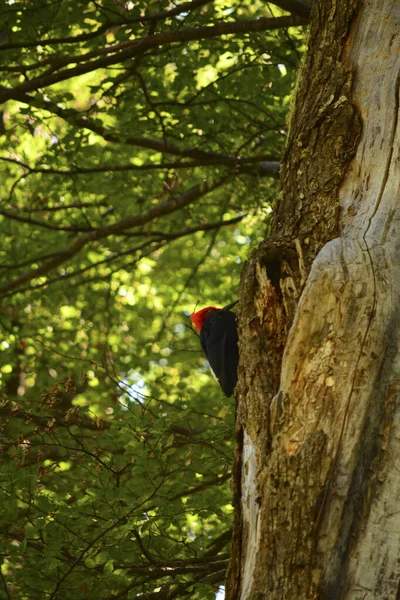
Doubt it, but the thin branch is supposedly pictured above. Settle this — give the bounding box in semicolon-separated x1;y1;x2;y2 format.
0;249;67;270
1;16;308;102
5;171;27;203
118;552;230;570
0;155;280;175
118;559;229;577
0;0;214;51
168;472;231;503
0;208;91;232
0;404;109;431
105;562;227;600
0;215;244;296
48;478;167;599
0;175;229;297
11;240;162;290
130;214;245;240
0;570;11;600
29;202;109;212
0;242;164;298
166;568;226;599
196;568;226;584
20;94;280;166
109;589;166;600
133;529;157;565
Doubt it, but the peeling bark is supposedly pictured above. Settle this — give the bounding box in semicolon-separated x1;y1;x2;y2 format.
227;0;400;598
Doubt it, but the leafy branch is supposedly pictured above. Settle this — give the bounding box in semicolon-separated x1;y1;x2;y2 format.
1;154;280;176
0;175;232;297
0;0;215;51
0;214;245;297
2;16;307;102
13;93;281;169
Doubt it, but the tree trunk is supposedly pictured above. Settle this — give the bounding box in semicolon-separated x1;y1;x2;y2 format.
226;0;400;598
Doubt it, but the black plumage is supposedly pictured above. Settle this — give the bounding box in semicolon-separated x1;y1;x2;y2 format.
200;310;239;397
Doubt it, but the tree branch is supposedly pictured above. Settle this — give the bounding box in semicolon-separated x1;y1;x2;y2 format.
168;472;231;503
0;176;229;297
48;478;167;599
0;215;244;296
11;95;281;170
119;559;229;577
1;16;308;102
0;208;91;232
0;570;11;600
269;0;311;19
0;155;280;176
119;552;230;570
0;0;214;51
0;404;109;431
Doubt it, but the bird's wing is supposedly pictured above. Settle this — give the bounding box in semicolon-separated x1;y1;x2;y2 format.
200;311;239;396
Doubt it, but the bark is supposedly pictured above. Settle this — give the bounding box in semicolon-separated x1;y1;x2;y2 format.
227;0;400;598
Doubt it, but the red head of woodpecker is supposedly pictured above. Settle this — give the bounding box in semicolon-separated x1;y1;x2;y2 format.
190;301;239;397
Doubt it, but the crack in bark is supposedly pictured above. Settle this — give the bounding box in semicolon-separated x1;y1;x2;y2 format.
366;67;400;225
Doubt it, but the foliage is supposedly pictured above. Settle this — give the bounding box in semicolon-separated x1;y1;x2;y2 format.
0;0;307;597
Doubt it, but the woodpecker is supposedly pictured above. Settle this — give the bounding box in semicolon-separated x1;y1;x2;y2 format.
190;301;239;397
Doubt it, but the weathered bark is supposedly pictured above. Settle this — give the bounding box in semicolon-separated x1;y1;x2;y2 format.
227;0;400;598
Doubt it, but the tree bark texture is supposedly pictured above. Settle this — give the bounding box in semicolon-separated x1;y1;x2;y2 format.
227;0;400;598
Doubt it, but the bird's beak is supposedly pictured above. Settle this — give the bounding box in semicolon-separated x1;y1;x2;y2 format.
222;300;238;311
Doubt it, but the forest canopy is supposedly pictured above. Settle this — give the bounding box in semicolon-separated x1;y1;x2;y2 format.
0;1;308;598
